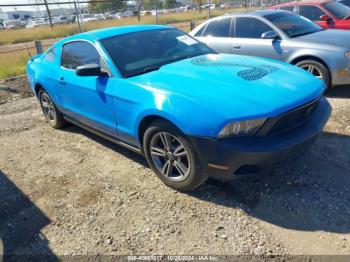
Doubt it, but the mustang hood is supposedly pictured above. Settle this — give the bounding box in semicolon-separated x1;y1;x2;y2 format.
297;29;350;48
129;54;325;121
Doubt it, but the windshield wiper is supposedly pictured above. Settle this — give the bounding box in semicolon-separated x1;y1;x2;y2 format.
124;65;161;78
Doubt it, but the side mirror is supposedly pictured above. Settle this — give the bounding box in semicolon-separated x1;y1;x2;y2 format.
320;14;333;23
75;63;108;77
261;31;279;40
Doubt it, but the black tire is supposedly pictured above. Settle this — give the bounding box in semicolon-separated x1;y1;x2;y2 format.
143;120;207;191
39;90;66;129
295;59;331;89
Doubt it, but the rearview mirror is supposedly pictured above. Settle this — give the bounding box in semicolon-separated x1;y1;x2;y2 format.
75;63;108;77
320;14;333;23
261;31;279;40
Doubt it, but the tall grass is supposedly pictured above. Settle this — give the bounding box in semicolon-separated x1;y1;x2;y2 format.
0;49;35;79
0;9;239;46
0;8;253;78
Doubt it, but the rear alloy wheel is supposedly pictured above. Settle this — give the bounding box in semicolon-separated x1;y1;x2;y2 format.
39;91;66;129
296;59;331;89
143;121;207;191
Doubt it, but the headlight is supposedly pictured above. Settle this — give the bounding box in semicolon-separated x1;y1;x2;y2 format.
218;118;267;138
345;51;350;57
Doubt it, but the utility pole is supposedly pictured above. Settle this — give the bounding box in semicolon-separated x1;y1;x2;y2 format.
208;0;211;19
43;0;53;29
137;0;142;21
73;0;82;33
155;0;159;24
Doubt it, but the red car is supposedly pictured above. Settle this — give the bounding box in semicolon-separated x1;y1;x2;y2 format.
271;0;350;30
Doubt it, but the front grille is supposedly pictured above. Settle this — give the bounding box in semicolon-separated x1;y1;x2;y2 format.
264;96;321;136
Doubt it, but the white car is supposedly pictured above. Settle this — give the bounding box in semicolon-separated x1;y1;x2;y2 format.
52;16;68;24
25;19;47;28
120;11;134;17
3;19;23;29
79;14;97;23
94;14;106;20
201;4;216;9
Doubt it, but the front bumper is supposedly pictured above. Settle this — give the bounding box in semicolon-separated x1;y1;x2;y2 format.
189;97;331;180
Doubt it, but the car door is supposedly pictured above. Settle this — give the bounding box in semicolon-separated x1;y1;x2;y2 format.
298;5;335;29
57;40;117;136
194;17;234;54
231;17;283;61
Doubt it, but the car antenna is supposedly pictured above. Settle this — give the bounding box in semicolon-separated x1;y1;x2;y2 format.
26;44;33;61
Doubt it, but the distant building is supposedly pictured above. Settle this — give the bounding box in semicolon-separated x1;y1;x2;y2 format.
0;10;33;20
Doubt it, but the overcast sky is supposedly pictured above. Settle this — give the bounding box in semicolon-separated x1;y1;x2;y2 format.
0;0;88;12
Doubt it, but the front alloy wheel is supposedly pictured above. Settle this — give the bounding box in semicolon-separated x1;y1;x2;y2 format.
150;132;191;182
299;64;323;80
295;59;331;89
143;120;207;191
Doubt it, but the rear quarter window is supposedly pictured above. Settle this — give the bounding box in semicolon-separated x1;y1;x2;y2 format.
43;48;56;62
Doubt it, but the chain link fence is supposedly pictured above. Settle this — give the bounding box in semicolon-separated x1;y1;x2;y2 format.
0;0;277;100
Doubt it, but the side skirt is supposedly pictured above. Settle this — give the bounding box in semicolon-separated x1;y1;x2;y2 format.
63;116;143;155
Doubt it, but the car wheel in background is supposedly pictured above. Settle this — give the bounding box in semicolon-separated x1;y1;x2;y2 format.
296;60;331;89
143;120;207;191
39;90;66;129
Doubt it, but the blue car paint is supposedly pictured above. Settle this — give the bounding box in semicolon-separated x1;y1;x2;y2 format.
27;25;326;149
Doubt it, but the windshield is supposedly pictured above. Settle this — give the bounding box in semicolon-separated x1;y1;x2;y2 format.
340;0;350;7
322;1;350;19
101;29;215;78
265;12;323;38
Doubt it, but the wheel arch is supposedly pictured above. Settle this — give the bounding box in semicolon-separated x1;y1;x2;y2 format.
34;82;45;97
289;55;327;67
289;55;332;87
138;114;184;147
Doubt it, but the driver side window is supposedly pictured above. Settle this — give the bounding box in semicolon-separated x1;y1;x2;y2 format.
235;17;274;39
61;41;100;69
299;5;326;21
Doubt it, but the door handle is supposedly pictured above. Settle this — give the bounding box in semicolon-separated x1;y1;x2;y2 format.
233;45;241;50
58;77;66;85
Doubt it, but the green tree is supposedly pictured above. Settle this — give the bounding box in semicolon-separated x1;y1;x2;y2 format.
89;0;125;12
193;0;203;12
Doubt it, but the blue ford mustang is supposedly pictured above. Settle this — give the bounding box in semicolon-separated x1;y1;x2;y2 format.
27;25;331;191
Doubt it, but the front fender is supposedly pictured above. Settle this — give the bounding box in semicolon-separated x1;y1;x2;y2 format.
286;49;342;73
134;92;226;139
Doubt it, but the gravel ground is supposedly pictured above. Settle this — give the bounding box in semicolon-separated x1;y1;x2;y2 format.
0;87;349;258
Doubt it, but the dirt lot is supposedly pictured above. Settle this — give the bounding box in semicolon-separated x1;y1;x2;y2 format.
0;87;350;258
